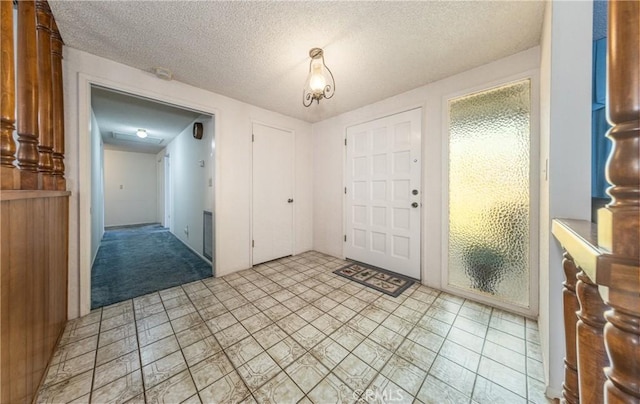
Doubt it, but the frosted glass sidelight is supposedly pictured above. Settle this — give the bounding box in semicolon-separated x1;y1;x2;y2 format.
448;79;531;307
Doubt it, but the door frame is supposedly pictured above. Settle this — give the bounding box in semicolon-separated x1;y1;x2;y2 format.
440;70;540;317
78;73;219;317
342;107;424;280
250;120;296;266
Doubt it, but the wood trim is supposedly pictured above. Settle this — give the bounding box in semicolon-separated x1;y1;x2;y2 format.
0;190;70;201
0;0;17;190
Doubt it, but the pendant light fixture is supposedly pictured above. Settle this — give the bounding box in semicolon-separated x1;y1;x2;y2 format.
303;48;335;107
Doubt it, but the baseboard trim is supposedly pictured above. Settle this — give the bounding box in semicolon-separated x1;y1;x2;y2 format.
171;231;214;271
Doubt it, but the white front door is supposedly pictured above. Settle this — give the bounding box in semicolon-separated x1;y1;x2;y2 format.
345;108;422;279
252;123;294;265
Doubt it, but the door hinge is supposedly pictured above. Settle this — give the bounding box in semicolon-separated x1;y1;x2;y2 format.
344;187;347;194
252;134;255;142
344;138;347;146
344;235;347;242
252;240;255;248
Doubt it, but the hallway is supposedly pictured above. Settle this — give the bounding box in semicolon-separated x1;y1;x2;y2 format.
91;224;212;309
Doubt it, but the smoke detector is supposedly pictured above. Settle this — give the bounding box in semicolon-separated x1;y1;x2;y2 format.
151;66;173;81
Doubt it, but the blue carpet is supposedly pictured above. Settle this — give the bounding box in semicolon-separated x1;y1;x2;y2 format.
91;224;212;309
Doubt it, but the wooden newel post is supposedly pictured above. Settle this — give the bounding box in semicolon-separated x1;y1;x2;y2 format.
16;0;40;190
598;1;640;402
0;0;17;189
562;252;580;404
576;269;610;403
36;0;55;189
51;20;65;190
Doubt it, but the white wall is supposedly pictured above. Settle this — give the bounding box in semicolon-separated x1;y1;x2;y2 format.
164;116;214;262
103;150;158;226
312;47;540;294
90;110;104;264
538;1;593;398
64;47;313;318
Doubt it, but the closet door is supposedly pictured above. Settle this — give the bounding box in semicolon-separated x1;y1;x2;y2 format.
252;123;294;265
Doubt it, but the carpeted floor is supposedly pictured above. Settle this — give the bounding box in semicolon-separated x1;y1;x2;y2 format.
91;224;212;309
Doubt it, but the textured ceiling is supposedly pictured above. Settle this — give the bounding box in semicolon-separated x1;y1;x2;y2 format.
51;1;545;123
92;86;202;154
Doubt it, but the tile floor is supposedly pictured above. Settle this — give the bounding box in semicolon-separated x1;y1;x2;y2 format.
36;251;550;404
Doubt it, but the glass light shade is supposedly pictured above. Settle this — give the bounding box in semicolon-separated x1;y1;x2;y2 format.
136;129;147;138
303;48;335;107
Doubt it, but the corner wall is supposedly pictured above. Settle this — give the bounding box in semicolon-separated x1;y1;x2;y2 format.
164;116;214;262
90;110;104;263
312;47;540;294
538;0;593;397
64;48;313;318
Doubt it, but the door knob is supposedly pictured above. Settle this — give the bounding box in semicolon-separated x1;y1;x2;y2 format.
411;202;419;208
287;199;294;203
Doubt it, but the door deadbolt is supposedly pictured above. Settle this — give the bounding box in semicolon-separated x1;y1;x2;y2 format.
412;189;419;195
411;202;419;208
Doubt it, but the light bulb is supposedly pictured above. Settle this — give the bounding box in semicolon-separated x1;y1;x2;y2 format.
309;60;326;93
136;129;147;139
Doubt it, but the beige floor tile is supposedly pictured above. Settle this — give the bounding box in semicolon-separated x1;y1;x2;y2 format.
35;370;93;403
140;335;180;366
365;374;413;404
183;335;222;367
91;370;143;403
93;351;141;390
42;351;95;387
189;350;234;391
254;371;304;404
417;375;471;404
308;373;356;404
285;352;329;393
199;370;251;403
333;354;377;392
145;370;197;404
96;335;138;366
353;338;392;371
311;337;350;371
142;350;188;389
226;336;265;368
138;321;174;347
175;322;212;349
99;322;137;347
237;352;281;391
267;337;306;368
380;355;427;395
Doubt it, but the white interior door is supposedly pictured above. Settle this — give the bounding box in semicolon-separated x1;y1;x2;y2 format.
252;123;294;265
345;108;422;279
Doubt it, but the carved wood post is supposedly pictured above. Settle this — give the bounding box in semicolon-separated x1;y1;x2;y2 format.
0;0;17;189
562;252;580;404
599;1;640;402
51;20;65;190
36;0;54;189
16;0;40;189
576;269;610;404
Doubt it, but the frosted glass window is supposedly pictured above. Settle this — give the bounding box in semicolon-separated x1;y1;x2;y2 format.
448;79;531;307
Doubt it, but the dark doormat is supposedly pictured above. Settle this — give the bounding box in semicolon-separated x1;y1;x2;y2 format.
334;262;415;297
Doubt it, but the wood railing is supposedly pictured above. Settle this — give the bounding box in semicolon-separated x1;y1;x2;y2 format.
0;1;69;403
1;0;66;191
552;1;639;403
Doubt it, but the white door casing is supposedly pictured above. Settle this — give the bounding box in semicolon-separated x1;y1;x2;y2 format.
252;123;294;265
344;108;422;279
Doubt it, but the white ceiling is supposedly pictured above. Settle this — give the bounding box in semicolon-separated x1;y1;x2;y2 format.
51;1;545;123
92;86;202;154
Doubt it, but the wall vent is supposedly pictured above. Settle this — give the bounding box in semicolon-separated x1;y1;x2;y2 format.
203;210;213;261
